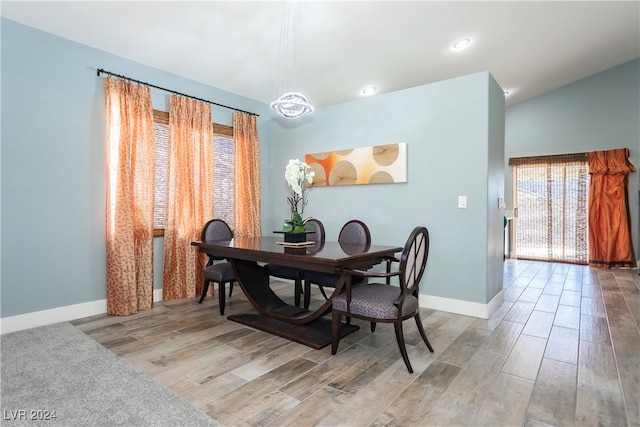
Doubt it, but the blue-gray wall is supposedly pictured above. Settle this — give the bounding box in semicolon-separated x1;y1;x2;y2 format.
268;72;505;308
505;59;640;258
0;19;274;319
487;76;507;302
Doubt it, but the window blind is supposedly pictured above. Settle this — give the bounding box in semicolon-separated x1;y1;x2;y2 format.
511;153;589;264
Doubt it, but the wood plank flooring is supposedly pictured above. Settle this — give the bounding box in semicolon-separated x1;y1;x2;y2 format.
71;260;640;426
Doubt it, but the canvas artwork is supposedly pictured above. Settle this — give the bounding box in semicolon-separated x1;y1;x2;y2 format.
305;142;407;187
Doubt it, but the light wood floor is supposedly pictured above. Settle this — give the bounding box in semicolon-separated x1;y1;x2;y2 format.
71;260;640;426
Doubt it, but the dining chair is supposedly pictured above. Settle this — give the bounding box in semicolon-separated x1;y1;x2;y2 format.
330;226;434;373
199;219;236;315
264;218;325;307
302;219;371;309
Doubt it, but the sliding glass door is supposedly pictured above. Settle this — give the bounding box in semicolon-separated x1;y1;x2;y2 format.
511;154;590;264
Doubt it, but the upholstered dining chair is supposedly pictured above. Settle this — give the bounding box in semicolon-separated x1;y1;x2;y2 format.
303;219;371;309
199;219;236;315
264;218;325;307
331;226;434;373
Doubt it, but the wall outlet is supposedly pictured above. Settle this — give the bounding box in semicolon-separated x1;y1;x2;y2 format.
458;195;467;208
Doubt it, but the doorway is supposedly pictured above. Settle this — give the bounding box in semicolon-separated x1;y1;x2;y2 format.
510;154;590;264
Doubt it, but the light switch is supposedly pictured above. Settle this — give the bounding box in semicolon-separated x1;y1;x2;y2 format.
458;195;467;208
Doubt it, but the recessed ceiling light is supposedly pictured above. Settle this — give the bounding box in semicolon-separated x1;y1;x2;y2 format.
452;38;471;50
361;85;378;96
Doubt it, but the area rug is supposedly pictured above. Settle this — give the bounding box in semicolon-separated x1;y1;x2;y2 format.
1;322;219;426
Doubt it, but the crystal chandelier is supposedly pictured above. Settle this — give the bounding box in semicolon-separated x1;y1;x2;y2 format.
270;1;314;119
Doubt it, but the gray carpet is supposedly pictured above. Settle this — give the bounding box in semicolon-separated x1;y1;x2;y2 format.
1;322;219;426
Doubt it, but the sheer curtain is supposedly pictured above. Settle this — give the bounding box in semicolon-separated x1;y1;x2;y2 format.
233;112;262;237
104;78;155;315
162;96;214;300
587;148;637;268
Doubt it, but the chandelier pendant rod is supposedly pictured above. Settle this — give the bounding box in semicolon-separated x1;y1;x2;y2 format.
271;1;314;119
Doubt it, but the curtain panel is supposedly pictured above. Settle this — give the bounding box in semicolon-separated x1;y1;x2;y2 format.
162;96;214;300
104;78;155;315
233;113;262;237
587;148;637;268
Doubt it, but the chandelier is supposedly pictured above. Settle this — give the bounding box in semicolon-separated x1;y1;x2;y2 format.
270;1;314;119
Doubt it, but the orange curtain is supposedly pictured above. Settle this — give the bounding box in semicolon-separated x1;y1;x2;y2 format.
587;148;637;268
233;112;262;237
104;78;155;315
162;96;214;300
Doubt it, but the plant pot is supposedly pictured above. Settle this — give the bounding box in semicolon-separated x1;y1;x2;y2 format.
284;232;307;243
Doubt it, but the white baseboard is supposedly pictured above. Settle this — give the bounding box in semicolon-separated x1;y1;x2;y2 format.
419;290;504;319
2;287;504;334
0;300;108;334
0;289;165;335
486;290;505;317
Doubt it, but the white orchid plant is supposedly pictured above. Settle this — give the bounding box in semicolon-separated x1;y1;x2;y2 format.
283;159;315;233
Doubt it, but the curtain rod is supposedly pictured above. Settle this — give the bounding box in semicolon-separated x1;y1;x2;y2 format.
96;68;259;117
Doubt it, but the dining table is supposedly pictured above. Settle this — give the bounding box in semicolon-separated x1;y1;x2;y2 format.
192;235;402;349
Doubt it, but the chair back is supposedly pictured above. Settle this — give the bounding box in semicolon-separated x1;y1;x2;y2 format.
399;227;430;296
337;219;371;254
305;218;326;253
338;219;371;245
201;219;233;242
305;218;325;242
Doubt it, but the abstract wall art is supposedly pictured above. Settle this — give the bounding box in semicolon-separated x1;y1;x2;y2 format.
305;143;407;187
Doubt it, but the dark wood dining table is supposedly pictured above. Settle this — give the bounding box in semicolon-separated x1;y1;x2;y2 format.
192;235;402;349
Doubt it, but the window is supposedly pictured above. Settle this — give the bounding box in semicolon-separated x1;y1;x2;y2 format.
212;134;234;229
153;121;169;230
152;111;234;234
510;153;589;264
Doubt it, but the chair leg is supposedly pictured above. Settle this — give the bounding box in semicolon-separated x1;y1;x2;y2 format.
218;282;226;316
303;280;311;309
394;320;413;373
294;278;302;307
318;285;329;300
199;280;210;303
370;322;377;332
414;313;434;352
331;310;342;355
228;282;234;297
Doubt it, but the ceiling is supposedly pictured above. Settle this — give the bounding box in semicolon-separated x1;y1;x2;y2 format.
2;1;639;108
